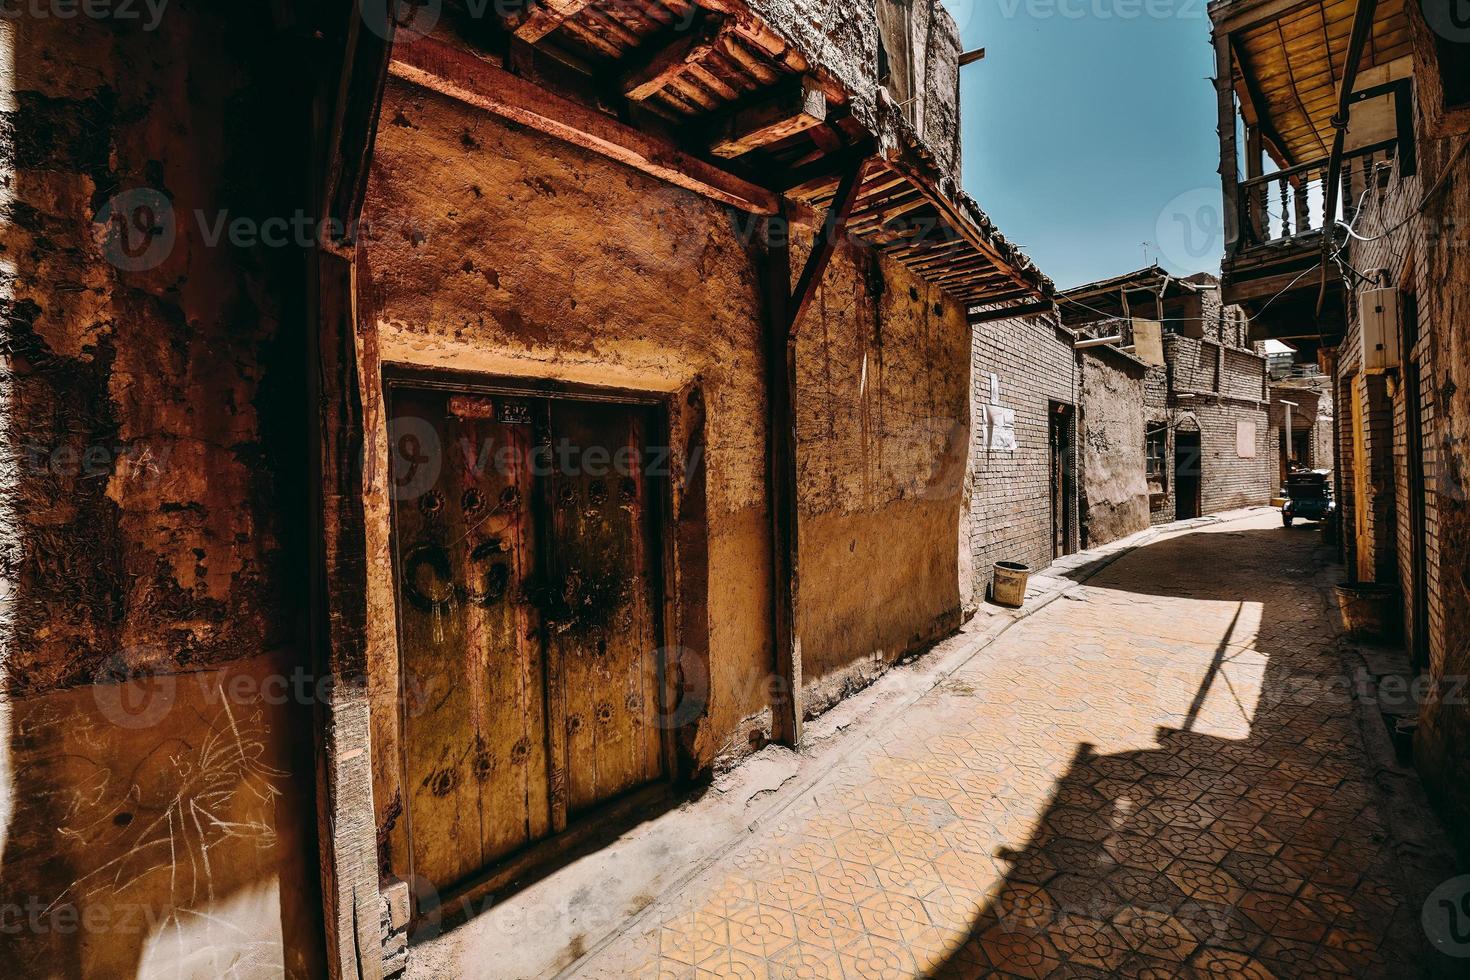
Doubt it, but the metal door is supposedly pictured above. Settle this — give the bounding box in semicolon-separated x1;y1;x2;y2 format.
387;385;665;899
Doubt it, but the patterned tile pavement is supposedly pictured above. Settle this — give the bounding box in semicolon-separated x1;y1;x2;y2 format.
580;515;1452;978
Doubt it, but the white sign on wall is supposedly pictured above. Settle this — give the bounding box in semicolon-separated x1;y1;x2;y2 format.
985;405;1017;452
1237;419;1258;458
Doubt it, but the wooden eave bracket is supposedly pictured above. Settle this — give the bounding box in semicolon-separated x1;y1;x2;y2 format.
786;161;868;339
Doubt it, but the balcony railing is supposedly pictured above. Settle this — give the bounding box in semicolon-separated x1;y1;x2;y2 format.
1237;139;1398;251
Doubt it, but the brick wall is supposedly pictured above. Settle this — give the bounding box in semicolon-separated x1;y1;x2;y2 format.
1329;83;1470;856
1157;335;1274;519
968;314;1077;602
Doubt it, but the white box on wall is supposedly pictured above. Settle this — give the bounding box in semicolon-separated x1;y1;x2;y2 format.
1361;288;1401;374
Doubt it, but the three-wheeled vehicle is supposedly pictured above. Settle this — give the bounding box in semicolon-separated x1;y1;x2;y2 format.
1282;469;1335;526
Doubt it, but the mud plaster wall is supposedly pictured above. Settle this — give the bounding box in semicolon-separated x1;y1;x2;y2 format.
1077;350;1149;548
0;7;321;977
793;234;971;716
356;80;775;834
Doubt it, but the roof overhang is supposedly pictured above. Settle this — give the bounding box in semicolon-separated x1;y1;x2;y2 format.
1210;0;1413;166
381;2;1051;307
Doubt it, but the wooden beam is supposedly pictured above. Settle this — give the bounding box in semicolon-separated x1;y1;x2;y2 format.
959;47;987;66
763;208;801;748
320;0;396;238
710;78;827;158
512;0;594;44
883;156;1042;299
776;138;877;195
621;16;725;102
310;5;396;978
967;300;1058;325
1215;31;1242;251
788;162;868;337
390;36;779;214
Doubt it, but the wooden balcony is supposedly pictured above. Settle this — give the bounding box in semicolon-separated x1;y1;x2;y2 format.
1209;0;1416;352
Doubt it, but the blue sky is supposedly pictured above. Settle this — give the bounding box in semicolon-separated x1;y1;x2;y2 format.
942;0;1223;289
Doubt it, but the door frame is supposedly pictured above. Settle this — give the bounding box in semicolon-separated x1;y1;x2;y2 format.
379;365;687;928
1049;402;1077;560
1174;425;1203;520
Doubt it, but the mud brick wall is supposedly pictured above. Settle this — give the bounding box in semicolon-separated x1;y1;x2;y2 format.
967;314;1076;601
1077;348;1149;548
360;79;775;804
1156;335;1273;519
794;237;972;717
0;6;322;977
1413;132;1470;868
1194;399;1273;516
361;76;978;793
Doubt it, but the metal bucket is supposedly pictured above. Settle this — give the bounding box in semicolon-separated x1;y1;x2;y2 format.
1335;583;1400;641
991;562;1031;609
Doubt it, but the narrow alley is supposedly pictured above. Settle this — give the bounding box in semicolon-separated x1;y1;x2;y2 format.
555;512;1451;979
7;0;1470;976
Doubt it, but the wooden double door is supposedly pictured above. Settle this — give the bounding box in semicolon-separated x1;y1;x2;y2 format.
388;383;668;899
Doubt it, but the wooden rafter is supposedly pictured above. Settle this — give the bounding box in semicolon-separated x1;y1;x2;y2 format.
710;78;827;158
512;0;596;44
621;16;726;101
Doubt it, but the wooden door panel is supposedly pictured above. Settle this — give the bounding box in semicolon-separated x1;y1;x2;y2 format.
390;389;548;894
542;402;664;818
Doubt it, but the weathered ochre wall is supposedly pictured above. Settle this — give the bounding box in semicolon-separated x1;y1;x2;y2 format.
357;78;775;844
1078;349;1149;548
357;77;979;802
794;236;971;715
0;6;321;977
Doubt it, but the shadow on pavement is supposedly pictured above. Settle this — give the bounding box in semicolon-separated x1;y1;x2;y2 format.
929;522;1461;979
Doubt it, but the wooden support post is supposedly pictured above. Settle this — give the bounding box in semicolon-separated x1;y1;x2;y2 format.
764;208;801;747
1214;32;1241;252
763;158;867;747
1319;0;1380;315
311;6;396;977
309;249;384;980
1245;125;1264;180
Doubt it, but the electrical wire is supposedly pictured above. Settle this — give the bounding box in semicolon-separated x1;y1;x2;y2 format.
1334;134;1470;245
1060;260;1322;329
